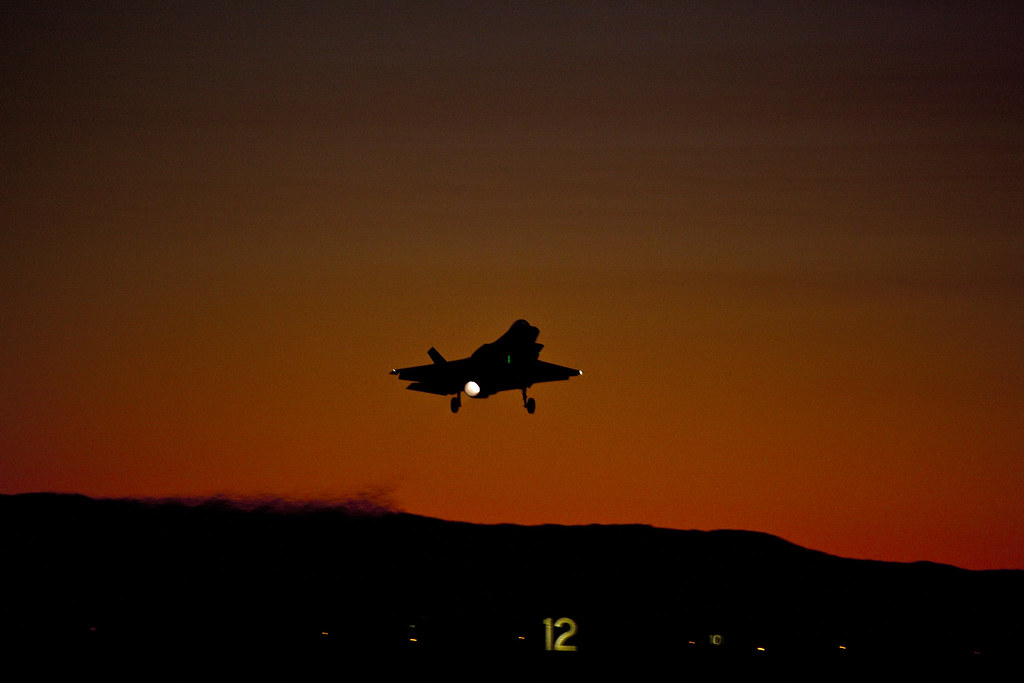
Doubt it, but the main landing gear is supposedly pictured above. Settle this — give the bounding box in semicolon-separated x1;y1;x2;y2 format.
449;390;535;413
522;388;536;414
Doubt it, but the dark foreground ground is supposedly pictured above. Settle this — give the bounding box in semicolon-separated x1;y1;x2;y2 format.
2;493;1022;672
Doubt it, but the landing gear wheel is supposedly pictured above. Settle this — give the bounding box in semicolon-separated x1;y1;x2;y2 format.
525;397;536;414
451;395;461;413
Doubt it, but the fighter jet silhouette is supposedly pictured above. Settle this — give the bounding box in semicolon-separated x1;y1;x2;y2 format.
390;319;582;413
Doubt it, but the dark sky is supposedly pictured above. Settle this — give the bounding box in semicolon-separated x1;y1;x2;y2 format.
3;1;1022;569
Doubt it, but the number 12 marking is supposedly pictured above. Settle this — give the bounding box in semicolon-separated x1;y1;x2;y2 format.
543;617;577;651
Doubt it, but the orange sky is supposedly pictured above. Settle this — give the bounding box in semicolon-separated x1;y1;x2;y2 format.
3;2;1023;569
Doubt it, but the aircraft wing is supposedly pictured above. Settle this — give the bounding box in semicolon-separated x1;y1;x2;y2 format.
528;360;582;385
390;359;474;395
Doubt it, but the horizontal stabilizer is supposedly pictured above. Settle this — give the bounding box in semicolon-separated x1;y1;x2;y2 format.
427;347;446;365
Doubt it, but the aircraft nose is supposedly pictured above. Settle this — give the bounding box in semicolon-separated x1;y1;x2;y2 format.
510;319;539;342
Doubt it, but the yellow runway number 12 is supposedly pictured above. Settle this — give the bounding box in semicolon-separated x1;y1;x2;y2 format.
543;617;577;651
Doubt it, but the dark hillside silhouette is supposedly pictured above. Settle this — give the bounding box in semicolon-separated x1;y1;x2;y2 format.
2;493;1021;667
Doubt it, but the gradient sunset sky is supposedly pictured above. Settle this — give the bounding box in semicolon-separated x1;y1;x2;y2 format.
3;2;1022;570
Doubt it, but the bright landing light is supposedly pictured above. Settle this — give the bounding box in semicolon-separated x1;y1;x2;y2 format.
464;381;481;397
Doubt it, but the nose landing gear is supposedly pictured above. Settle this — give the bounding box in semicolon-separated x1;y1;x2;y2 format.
451;394;461;413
